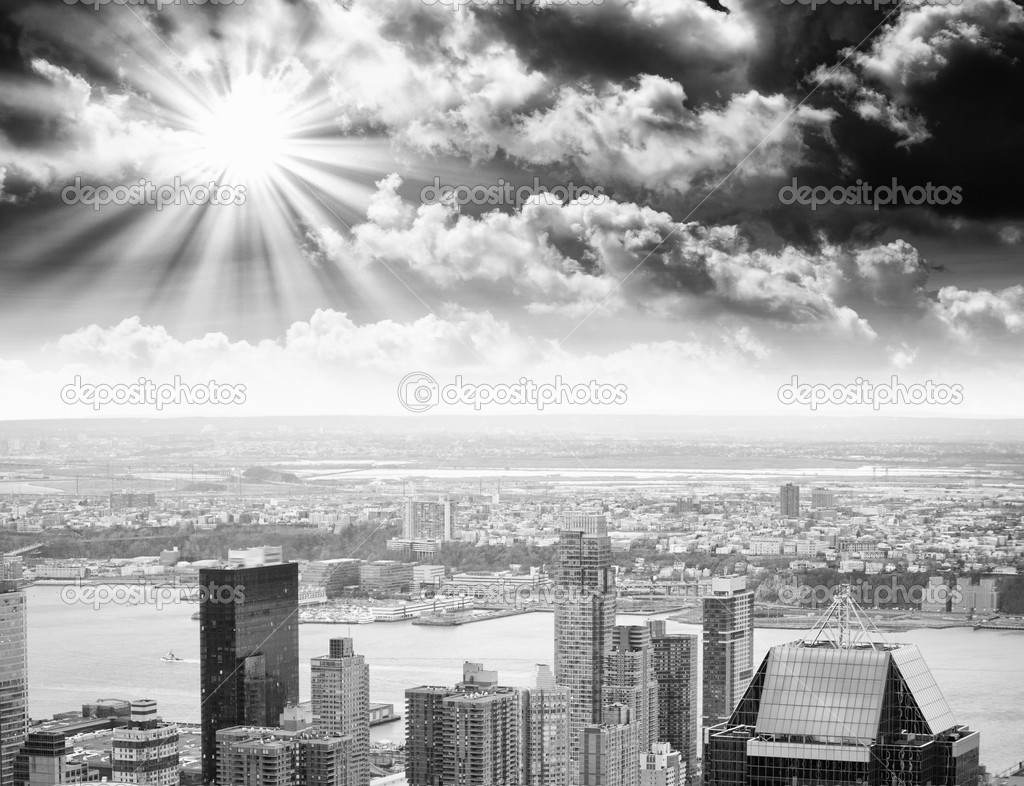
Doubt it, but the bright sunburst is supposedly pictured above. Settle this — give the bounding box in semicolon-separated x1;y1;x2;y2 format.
195;78;294;180
25;9;407;327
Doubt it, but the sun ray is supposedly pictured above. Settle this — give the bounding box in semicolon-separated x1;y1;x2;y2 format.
2;4;410;336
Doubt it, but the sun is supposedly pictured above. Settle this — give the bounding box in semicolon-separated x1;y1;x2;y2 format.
194;77;295;180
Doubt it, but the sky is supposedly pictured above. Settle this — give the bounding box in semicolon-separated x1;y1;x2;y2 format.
0;0;1022;418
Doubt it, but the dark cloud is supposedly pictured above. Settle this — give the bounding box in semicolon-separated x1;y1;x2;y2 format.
472;2;750;106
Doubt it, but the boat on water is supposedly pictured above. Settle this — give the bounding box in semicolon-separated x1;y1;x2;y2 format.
161;651;184;662
338;609;376;624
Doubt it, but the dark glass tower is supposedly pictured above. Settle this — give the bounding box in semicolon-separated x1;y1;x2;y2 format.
199;561;299;784
704;592;981;786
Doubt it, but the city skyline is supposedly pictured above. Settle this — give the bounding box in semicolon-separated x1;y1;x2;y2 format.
1;432;1023;785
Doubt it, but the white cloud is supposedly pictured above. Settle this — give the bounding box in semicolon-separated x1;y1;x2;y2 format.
934;285;1024;337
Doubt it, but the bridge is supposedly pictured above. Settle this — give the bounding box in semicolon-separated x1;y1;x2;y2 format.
617;580;708;599
4;542;44;557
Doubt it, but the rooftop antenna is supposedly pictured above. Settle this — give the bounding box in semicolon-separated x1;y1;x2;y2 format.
802;584;889;650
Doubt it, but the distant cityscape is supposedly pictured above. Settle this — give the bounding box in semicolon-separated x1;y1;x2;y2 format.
1;423;1023;786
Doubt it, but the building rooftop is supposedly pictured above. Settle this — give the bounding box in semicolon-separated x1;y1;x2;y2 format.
753;641;957;741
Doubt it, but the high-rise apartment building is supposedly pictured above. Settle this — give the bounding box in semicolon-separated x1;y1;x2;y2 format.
522;665;568;786
639;742;682;786
702;576;754;728
603;626;658;751
405;664;520;786
403;499;457;542
555;513;616;780
215;726;349;786
200;554;299;784
310;638;369;786
0;581;27;786
647;621;698;780
112;700;179;786
810;486;834;510
704;592;981;786
580;704;642;786
779;483;800;517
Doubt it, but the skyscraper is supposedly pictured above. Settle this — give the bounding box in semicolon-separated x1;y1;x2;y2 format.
0;581;27;786
702;576;754;729
810;486;834;510
522;665;569;786
703;591;981;786
647;621;698;780
310;638;370;786
405;663;520;786
554;512;616;780
111;700;179;786
403;498;457;541
200;555;299;784
603;626;658;751
779;483;800;517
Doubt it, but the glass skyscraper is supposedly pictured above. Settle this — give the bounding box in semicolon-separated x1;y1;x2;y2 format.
704;594;981;786
199;559;299;784
0;581;27;786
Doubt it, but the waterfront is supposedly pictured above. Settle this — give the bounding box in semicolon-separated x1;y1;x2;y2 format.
26;586;1024;771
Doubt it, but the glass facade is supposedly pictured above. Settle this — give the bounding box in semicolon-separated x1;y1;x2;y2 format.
704;642;980;786
0;584;27;786
200;562;299;784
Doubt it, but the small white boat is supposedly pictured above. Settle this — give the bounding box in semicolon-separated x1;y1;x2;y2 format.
161;650;184;662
